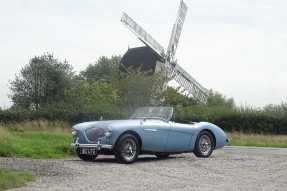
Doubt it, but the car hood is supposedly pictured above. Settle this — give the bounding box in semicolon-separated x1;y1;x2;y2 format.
73;119;141;131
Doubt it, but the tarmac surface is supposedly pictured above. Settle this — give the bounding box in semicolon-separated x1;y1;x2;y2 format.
1;146;287;191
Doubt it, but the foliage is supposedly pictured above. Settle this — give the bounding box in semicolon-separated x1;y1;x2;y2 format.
173;105;287;134
163;87;197;107
9;53;73;110
0;120;70;132
0;109;124;124
263;103;287;117
80;55;166;113
80;56;121;82
207;90;235;108
114;71;165;113
64;80;120;113
0;169;34;191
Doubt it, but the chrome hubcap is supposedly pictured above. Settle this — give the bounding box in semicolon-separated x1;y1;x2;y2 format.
121;139;137;161
199;135;212;156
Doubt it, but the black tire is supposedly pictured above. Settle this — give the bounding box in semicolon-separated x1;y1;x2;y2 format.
193;131;214;158
114;134;140;164
76;149;97;161
155;153;170;159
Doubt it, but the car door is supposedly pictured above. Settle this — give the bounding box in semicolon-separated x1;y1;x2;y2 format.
165;122;194;152
140;119;170;152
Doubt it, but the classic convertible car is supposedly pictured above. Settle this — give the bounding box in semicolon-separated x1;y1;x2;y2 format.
71;107;228;163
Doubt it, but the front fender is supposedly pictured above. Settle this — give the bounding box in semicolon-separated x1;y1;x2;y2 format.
195;122;228;149
109;127;143;149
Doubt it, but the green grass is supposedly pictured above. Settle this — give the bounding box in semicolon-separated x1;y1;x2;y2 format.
228;132;287;148
0;169;35;191
0;131;72;158
0;121;72;159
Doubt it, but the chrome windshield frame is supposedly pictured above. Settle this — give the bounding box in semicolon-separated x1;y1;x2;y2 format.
130;107;174;121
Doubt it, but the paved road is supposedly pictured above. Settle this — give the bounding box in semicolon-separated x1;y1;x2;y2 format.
1;146;287;191
225;146;287;155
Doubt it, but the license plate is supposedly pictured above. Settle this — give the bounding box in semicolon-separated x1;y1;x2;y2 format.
80;148;97;155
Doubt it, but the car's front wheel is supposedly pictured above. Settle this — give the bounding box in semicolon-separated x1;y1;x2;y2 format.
193;131;214;158
114;134;140;164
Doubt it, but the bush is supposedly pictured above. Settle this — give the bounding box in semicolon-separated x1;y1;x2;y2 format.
173;105;287;135
0;109;126;125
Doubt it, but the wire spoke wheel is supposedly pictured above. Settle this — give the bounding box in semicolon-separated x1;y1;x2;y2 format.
115;134;140;163
121;139;137;161
199;135;212;156
194;131;214;158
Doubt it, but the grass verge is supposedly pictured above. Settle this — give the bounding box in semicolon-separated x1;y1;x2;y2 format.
0;121;72;159
0;131;72;158
227;132;287;148
0;169;35;191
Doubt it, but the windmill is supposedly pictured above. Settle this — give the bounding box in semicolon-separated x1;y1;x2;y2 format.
121;0;209;103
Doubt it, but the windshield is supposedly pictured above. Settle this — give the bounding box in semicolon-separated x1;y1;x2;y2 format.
130;107;173;121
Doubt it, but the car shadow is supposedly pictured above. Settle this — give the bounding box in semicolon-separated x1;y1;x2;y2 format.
71;155;186;164
92;155;185;164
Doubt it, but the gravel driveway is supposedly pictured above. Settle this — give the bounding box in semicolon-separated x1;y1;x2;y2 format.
1;147;287;191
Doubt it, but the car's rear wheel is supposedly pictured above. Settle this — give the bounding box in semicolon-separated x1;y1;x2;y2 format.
114;134;140;164
155;153;170;159
193;131;214;158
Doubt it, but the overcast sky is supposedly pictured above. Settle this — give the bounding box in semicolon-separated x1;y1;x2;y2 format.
0;0;286;108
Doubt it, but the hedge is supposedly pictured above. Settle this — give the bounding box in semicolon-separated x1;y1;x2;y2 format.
173;106;287;135
0;107;287;134
0;110;125;124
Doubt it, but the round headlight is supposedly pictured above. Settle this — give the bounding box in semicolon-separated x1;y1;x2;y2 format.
72;130;77;136
104;131;112;137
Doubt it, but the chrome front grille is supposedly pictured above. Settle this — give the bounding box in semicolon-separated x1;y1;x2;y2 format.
85;127;106;142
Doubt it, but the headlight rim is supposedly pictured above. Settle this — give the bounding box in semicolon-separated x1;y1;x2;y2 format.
72;130;77;136
104;130;112;137
85;127;112;142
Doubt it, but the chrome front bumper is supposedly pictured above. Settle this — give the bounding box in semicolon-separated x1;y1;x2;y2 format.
71;143;113;150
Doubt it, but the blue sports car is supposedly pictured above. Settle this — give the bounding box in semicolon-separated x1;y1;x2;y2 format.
71;107;229;163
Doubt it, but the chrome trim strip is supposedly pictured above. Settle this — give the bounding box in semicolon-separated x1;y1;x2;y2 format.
71;143;113;149
144;128;158;132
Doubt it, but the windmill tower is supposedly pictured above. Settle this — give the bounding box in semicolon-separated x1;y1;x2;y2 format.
121;0;208;103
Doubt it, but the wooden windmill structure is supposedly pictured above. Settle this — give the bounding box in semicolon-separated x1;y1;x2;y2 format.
121;0;209;103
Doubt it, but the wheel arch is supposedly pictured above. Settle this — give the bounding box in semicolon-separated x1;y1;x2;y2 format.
114;130;143;150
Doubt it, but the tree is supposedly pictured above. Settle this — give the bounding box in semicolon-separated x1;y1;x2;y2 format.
207;90;235;108
9;53;73;110
113;71;165;113
163;87;198;107
63;79;119;113
263;103;287;117
80;56;121;82
80;55;167;112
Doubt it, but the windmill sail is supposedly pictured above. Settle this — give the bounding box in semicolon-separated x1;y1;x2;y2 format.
166;0;188;62
164;0;208;102
121;0;209;103
121;12;165;58
166;62;208;102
